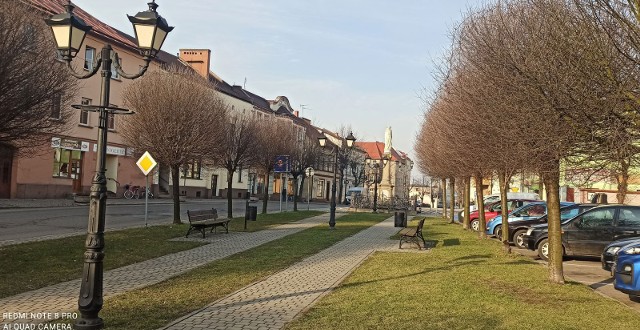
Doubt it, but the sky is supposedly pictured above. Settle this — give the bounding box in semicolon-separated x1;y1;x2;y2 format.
72;0;480;175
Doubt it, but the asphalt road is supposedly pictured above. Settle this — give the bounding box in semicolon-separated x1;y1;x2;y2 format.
0;199;329;244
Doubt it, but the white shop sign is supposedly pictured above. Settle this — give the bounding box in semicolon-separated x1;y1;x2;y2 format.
92;144;126;156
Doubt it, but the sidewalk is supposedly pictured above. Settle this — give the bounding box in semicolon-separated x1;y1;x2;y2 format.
0;197;175;209
160;215;407;330
0;213;340;326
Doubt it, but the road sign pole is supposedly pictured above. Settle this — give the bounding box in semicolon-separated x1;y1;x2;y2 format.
279;173;282;213
145;174;149;227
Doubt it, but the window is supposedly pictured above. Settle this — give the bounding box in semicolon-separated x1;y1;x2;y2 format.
617;208;640;227
50;94;61;119
182;160;201;179
560;207;580;220
107;113;115;130
53;148;82;178
316;179;325;197
111;56;121;79
84;47;95;71
79;98;91;126
238;166;243;183
580;209;615;228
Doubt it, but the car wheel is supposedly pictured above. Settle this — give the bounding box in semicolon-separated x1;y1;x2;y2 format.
513;229;528;249
494;226;502;240
537;238;550;261
471;219;479;231
630;295;640;303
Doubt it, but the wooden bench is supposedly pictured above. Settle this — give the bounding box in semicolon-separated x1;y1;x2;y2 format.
186;208;231;238
399;218;426;250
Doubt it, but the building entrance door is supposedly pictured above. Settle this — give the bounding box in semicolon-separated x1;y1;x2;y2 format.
71;158;83;193
211;175;218;198
0;145;13;198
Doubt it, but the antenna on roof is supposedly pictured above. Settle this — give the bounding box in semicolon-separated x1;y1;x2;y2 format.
243;77;247;89
300;104;309;118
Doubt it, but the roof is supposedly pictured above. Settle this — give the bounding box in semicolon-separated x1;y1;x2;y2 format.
355;141;411;162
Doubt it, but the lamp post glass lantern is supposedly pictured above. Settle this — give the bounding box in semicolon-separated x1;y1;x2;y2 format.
365;156;388;213
318;132;356;228
45;2;172;329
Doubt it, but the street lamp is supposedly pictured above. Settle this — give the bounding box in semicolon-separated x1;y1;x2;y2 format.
319;131;356;228
365;155;388;213
45;2;172;329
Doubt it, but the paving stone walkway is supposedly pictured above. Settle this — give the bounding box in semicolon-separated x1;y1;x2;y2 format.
160;215;416;330
0;213;337;325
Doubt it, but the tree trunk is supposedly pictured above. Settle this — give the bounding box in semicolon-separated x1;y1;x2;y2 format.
449;177;456;224
544;160;565;284
616;160;630;203
463;176;471;230
298;176;306;198
171;164;181;224
293;176;299;211
475;173;487;239
538;172;545;199
338;169;344;204
262;173;270;214
498;171;511;254
226;169;234;218
441;178;447;218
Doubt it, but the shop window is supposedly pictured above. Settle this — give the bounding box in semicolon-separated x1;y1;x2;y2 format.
182;159;201;179
53;148;82;178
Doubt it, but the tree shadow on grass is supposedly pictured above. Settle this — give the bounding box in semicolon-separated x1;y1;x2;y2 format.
501;259;538;266
338;258;488;290
443;238;460;246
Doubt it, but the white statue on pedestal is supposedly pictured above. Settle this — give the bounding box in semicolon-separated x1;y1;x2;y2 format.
383;126;392;155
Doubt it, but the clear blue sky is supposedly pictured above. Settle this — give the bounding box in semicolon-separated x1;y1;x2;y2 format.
72;0;480;172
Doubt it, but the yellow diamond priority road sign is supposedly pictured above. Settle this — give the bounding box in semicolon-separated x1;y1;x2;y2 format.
136;151;157;176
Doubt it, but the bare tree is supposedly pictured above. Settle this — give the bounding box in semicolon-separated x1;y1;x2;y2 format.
254;117;297;214
290;132;321;211
122;66;228;224
216;114;260;218
0;1;76;152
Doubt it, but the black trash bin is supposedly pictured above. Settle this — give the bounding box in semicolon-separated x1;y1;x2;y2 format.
248;206;257;221
394;211;407;227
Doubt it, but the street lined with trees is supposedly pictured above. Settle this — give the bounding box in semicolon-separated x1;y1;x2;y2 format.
415;0;640;283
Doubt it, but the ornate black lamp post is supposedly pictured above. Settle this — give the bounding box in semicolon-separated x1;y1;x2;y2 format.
365;156;388;213
45;2;172;329
318;132;356;228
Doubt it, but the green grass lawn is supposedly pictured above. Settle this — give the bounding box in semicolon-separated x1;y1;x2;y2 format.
98;212;391;330
286;217;640;330
228;210;324;232
0;210;323;298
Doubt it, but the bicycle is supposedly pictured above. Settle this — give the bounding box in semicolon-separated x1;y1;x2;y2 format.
123;183;140;199
140;186;154;199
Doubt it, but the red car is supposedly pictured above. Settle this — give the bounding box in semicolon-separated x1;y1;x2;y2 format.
469;199;538;231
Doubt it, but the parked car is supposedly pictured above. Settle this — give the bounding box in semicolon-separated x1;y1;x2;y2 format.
602;237;640;272
524;205;640;261
345;187;364;205
505;203;596;248
613;240;640;302
486;201;575;239
461;192;540;218
469;199;538;231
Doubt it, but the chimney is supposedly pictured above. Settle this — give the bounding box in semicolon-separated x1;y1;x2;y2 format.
178;49;211;78
294;110;299;117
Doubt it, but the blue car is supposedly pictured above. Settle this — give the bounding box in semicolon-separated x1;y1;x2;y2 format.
613;240;640;302
486;201;574;238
